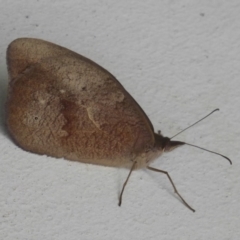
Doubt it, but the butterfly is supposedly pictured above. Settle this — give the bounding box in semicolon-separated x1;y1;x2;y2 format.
6;38;231;212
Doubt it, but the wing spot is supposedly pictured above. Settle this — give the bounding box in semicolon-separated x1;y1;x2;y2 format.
60;89;66;94
86;107;102;131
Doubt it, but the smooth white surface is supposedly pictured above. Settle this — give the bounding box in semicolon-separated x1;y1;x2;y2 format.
0;1;239;239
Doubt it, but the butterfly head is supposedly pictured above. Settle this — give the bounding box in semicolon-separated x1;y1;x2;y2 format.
154;132;185;153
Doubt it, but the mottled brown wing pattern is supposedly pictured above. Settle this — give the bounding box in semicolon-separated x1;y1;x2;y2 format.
7;38;155;167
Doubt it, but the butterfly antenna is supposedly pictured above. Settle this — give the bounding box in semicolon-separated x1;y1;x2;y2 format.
170;108;219;139
184;142;232;165
170;108;232;165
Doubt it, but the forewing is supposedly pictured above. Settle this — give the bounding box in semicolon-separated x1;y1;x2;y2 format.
7;38;155;164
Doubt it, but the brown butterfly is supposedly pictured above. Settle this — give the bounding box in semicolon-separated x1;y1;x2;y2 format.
6;38;231;212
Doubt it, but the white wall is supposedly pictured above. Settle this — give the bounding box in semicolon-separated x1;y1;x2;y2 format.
0;1;239;239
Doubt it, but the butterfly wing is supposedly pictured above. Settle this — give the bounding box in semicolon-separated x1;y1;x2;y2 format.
7;38;155;167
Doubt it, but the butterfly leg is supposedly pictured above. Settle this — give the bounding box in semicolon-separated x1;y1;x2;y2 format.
147;166;195;212
118;161;137;206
